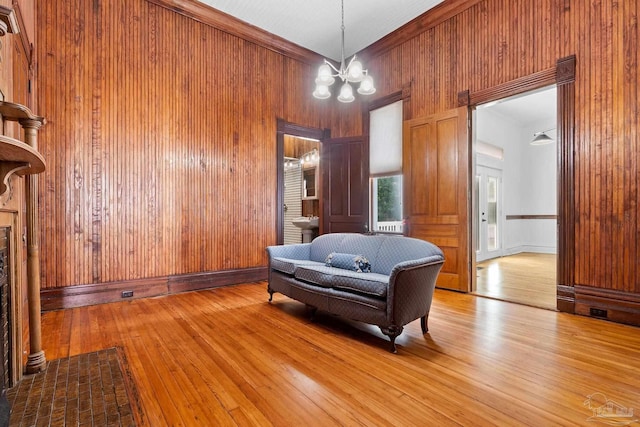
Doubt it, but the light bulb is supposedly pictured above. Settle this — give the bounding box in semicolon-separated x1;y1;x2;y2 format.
313;84;331;99
337;82;355;103
347;59;364;82
357;75;376;95
315;64;335;86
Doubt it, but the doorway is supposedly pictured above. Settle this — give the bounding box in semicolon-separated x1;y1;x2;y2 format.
472;86;558;310
276;120;328;245
283;136;320;244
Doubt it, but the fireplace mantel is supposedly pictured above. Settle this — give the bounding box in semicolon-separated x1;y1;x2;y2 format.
0;134;45;196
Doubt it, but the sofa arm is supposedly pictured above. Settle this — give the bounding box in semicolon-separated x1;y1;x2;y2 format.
386;255;445;327
266;243;312;261
389;255;444;275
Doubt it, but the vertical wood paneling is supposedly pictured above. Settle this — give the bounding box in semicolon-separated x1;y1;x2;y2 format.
364;0;640;295
36;0;325;289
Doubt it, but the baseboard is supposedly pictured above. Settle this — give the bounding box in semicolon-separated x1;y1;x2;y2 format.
167;267;267;294
41;267;268;311
556;284;575;313
571;285;640;326
503;246;557;256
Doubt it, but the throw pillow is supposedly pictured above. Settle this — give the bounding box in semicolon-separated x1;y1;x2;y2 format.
325;252;371;273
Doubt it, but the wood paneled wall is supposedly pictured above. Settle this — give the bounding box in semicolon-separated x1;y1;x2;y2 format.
364;0;640;301
35;0;332;290
36;0;640;313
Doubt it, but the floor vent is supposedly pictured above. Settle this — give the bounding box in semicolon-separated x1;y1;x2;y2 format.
589;307;608;319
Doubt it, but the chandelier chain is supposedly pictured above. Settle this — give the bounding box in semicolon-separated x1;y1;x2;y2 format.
340;0;346;67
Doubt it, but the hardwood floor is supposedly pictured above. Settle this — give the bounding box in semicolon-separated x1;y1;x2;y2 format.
41;282;640;426
475;253;557;310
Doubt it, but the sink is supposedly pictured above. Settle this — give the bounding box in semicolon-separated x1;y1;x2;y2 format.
292;216;319;230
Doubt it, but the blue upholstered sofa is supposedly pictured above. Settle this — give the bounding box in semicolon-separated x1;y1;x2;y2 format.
266;233;445;352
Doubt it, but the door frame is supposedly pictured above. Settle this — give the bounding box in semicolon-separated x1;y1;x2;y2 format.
464;55;576;310
276;120;329;245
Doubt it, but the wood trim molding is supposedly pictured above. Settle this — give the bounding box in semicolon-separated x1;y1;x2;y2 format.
469;67;557;106
556;55;577;85
168;267;266;294
144;0;322;65
556;55;577;299
277;119;327;140
506;214;557;220
40;267;268;311
556;284;575;313
457;90;470;107
574;285;640;326
366;90;404;116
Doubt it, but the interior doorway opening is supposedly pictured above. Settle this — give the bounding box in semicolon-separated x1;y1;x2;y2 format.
471;86;558;310
276;120;329;245
283;135;321;244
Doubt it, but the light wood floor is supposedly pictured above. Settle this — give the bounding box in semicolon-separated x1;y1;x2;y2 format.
475;252;557;310
41;283;640;426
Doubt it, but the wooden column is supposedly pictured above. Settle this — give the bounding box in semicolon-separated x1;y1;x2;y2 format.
21;118;46;373
0;101;47;374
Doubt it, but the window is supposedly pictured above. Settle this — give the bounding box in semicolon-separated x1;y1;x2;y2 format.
371;175;403;233
369;100;403;234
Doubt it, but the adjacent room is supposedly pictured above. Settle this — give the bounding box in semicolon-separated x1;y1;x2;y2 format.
0;0;639;425
473;86;558;310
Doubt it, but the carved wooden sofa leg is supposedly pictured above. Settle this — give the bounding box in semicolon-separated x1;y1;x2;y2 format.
420;313;429;334
381;325;403;353
306;305;318;321
267;286;274;302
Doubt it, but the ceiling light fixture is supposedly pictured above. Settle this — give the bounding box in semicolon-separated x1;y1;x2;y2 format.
530;129;556;145
312;0;376;103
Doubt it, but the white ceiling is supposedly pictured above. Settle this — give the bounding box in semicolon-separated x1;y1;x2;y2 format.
480;86;557;128
196;0;445;61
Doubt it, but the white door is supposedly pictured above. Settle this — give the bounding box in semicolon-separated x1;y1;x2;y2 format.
476;165;503;262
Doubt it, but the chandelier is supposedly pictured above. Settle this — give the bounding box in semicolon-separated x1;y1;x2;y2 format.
312;0;376;103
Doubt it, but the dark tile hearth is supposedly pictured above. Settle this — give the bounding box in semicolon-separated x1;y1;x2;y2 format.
6;348;140;427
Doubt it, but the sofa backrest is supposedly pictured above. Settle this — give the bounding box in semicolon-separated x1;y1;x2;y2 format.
309;233;444;276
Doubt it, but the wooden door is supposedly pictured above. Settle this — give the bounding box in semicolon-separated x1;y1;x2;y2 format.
322;136;369;234
403;106;470;292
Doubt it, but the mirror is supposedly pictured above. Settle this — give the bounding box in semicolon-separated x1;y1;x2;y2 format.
302;167;317;199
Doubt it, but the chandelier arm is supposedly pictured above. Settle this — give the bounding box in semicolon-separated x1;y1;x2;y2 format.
324;59;341;75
